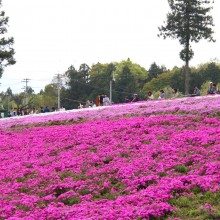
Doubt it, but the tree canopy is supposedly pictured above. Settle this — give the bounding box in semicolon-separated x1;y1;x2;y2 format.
148;62;167;80
158;0;215;94
0;0;16;77
1;60;220;111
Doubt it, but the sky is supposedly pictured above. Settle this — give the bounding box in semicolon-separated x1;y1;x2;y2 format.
1;0;220;94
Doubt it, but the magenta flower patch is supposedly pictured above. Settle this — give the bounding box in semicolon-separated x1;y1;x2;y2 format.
0;96;220;219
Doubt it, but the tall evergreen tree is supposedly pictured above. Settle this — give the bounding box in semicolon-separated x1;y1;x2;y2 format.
148;62;167;80
6;87;12;96
158;0;215;94
0;0;16;77
61;65;92;109
79;63;90;83
87;63;112;100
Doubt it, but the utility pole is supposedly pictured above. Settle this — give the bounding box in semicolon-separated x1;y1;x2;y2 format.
21;78;31;106
110;72;115;104
7;95;10;113
55;73;62;110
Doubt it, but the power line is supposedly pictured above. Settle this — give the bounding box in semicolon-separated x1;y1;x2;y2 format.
69;78;136;96
62;97;86;104
1;82;23;87
21;78;31;92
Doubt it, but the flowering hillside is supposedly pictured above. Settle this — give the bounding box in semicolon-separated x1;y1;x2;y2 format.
0;96;220;220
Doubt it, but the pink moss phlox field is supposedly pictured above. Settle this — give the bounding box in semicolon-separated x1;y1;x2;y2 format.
0;96;220;219
1;95;220;129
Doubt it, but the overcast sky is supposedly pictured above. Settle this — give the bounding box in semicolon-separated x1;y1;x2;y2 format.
1;0;220;93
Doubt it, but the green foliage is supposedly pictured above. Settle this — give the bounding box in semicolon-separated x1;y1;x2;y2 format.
16;204;30;211
6;87;13;96
159;0;215;58
103;156;113;164
93;189;116;201
16;175;30;183
88;62;115;100
61;64;92;109
59;171;74;180
143;67;185;95
61;196;81;205
79;188;90;196
200;81;211;96
137;180;157;191
190;62;220;94
174;164;189;173
11;93;25;109
34;83;58;110
30;94;44;111
61;60;149;107
168;191;220;219
158;0;215;94
79;63;90;83
8;60;219;110
0;2;16;78
148;62;167;80
158;172;167;177
113;59;149;102
54;187;70;197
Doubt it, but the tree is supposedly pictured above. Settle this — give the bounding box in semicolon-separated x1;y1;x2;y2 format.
6;87;13;96
143;67;184;94
61;65;90;109
148;62;167;80
0;0;16;77
86;62;112;102
190;62;220;90
26;86;35;94
42;84;58;108
158;0;215;94
12;93;27;109
11;91;39;111
38;89;44;95
79;63;90;83
113;60;148;101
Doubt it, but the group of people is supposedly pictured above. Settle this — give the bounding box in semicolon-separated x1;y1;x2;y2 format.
125;83;220;103
9;107;38;117
192;82;220;96
8;106;66;117
126;88;178;103
207;82;220;95
9;83;220;116
78;93;111;109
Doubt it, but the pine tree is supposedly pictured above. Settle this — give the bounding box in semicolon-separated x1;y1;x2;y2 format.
158;0;215;94
0;0;16;77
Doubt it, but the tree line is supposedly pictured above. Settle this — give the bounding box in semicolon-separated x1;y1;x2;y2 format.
1;60;220;112
60;60;220;109
0;0;217;111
